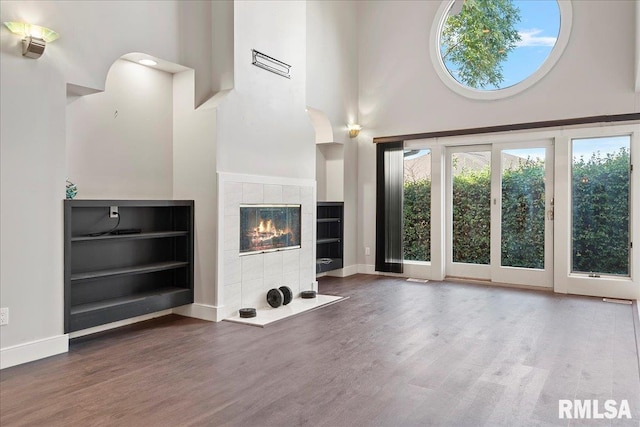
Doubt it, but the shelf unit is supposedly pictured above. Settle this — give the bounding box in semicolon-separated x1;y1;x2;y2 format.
316;202;344;273
64;200;194;333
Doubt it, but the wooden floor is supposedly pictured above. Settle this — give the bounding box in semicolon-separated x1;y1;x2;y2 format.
2;275;639;426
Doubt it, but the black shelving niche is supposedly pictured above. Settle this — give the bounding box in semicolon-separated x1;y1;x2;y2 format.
64;200;194;333
316;202;344;273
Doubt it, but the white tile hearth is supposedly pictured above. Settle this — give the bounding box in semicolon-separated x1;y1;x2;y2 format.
263;251;283;277
300;186;314;215
282;185;300;203
224;215;240;250
242;183;264;203
225;295;348;327
224;283;242;314
282;270;301;295
224;250;241;284
242;255;264;281
263;184;283;203
302;214;314;243
242;278;265;309
218;172;316;322
224;182;243;216
299;268;314;291
282;249;300;272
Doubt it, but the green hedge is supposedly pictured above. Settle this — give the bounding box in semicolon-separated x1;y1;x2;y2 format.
500;159;545;269
403;179;431;261
572;148;629;275
452;167;491;264
403;150;629;275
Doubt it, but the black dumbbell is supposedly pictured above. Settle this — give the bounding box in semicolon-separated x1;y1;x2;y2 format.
267;288;284;308
279;286;293;305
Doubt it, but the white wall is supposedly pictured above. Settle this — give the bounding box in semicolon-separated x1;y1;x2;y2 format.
306;0;359;143
216;0;315;180
306;0;359;272
316;145;327;200
317;144;344;202
172;70;218;310
356;0;640;267
67;59;174;199
0;0;211;365
358;0;637;137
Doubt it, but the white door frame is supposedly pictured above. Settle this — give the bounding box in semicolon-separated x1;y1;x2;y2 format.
445;144;492;280
490;140;554;288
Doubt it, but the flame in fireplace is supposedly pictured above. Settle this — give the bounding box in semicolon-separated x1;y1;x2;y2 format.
250;220;290;244
240;205;301;253
257;220;277;234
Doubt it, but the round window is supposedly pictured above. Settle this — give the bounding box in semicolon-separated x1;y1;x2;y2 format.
430;0;572;100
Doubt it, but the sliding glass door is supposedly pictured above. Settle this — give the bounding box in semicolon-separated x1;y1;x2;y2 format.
446;146;493;280
491;141;554;286
446;141;554;286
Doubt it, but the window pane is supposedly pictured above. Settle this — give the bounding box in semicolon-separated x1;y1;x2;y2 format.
403;149;431;261
452;151;491;264
501;148;546;269
440;0;560;90
572;136;630;276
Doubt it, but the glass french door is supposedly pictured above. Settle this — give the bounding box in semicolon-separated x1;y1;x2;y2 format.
446;141;554;287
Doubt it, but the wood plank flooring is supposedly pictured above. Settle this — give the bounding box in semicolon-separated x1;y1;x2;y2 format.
1;274;639;426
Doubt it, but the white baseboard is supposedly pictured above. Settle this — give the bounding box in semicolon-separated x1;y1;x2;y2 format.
173;303;221;322
1;334;69;370
357;264;376;275
326;264;359;278
68;310;173;339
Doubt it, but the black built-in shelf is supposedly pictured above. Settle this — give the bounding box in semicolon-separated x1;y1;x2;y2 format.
71;231;188;242
64;200;194;333
316;202;344;273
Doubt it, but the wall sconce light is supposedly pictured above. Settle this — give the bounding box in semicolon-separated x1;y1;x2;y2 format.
3;22;59;59
347;124;362;138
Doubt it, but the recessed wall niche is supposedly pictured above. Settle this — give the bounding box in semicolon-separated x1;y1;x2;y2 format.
66;58;175;200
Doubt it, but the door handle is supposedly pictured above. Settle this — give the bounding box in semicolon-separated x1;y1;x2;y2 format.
547;208;554;221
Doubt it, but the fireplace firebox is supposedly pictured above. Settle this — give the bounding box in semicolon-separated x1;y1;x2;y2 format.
240;204;301;255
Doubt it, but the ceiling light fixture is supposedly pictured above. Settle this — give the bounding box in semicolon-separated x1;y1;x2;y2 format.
138;59;158;66
3;22;59;59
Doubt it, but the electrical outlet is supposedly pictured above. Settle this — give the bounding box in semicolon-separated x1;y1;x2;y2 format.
110;206;118;218
0;307;8;326
365;247;371;256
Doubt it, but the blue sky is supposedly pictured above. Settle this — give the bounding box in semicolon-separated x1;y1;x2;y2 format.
505;136;630;162
443;0;561;90
572;136;631;160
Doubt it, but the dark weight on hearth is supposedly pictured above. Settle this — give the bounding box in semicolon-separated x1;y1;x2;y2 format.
300;290;317;299
239;308;257;318
267;288;284;308
279;286;292;305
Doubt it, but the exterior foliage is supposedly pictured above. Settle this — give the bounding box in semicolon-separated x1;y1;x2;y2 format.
441;0;522;89
403;179;431;261
572;148;630;275
403;150;630;275
500;159;546;268
452;166;491;264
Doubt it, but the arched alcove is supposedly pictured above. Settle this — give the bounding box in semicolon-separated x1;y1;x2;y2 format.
66;53;193;200
65;52;219;324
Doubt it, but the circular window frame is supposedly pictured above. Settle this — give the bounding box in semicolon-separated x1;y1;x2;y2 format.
430;0;573;100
